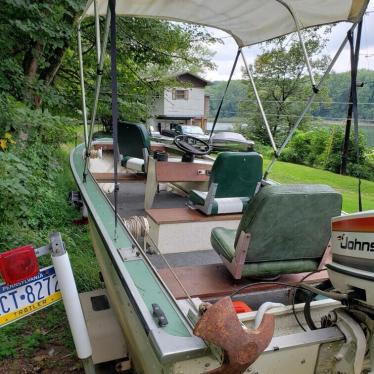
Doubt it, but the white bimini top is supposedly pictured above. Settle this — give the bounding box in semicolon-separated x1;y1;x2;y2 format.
81;0;368;46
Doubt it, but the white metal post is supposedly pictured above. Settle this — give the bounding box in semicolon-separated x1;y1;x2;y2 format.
263;22;358;179
49;233;92;360
78;25;89;148
240;49;278;152
83;4;111;179
94;0;101;64
275;0;317;91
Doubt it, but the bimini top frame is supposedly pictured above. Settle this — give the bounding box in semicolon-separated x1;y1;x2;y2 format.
77;0;369;181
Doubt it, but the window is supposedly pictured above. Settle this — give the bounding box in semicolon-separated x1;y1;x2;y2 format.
172;89;189;100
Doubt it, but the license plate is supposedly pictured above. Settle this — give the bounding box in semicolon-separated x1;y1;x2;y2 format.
0;266;62;328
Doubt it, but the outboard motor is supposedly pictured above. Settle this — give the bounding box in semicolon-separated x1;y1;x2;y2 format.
327;211;374;309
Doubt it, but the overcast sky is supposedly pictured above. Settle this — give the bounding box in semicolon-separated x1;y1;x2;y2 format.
203;3;374;81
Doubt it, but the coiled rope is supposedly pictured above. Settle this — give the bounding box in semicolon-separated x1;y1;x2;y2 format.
123;216;149;242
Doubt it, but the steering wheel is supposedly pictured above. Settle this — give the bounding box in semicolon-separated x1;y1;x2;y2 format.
174;135;212;156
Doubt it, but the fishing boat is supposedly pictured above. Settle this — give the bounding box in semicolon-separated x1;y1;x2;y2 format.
211;131;255;152
71;1;374;373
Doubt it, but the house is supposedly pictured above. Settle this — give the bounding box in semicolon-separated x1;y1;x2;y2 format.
148;72;210;133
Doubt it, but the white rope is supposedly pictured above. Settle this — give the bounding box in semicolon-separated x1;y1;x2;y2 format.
124;215;149;242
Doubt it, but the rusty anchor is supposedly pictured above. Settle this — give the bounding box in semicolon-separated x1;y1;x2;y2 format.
194;297;275;374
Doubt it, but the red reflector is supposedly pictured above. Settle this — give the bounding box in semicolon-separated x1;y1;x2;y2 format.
232;301;252;314
0;245;39;285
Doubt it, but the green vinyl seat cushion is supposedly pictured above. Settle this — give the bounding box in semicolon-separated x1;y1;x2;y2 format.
189;190;250;215
188;152;262;215
118;121;150;159
211;184;342;277
211;227;236;261
118;121;150;172
208;152;262;198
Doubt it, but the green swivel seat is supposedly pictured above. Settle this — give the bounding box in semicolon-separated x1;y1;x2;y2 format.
210;184;342;279
118;121;151;173
188;152;263;215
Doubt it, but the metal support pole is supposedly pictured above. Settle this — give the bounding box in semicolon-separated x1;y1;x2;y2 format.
94;0;101;64
276;0;317;92
263;22;357;179
49;232;92;361
78;25;89;148
82;5;111;180
109;0;119;238
351;21;363;211
209;48;241;140
241;49;278;152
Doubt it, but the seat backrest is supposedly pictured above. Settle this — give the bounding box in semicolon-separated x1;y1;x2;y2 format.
118;121;150;159
235;184;342;263
210;152;262;198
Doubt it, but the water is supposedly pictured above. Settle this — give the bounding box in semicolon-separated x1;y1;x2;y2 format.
207;121;374;148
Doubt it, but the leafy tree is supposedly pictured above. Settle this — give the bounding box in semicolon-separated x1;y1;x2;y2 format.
0;1;216;122
0;0;85;107
205;80;249;119
241;28;331;145
57;19;216;121
314;70;374;122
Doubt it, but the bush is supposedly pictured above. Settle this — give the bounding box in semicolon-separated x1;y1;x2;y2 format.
280;126;373;180
0;99;76;226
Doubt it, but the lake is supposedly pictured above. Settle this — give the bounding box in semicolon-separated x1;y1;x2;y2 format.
207;121;374;148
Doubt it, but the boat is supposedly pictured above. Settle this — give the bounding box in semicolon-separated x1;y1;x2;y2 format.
70;1;374;373
211;131;255;152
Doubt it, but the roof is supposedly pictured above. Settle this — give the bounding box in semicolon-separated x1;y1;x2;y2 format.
174;72;209;84
174;72;209;87
81;0;368;47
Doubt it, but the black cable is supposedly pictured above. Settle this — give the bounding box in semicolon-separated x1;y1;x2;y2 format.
229;269;330;331
230;280;312;298
209;47;241;141
291;269;327;331
109;0;120;236
303;279;332;330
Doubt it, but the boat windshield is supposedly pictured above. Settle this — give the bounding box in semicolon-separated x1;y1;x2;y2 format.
213;132;247;142
182;126;204;135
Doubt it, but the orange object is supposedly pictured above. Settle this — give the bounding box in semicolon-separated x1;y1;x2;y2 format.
232;300;252;313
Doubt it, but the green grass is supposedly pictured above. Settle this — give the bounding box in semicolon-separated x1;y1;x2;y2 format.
264;158;374;213
0;132;100;363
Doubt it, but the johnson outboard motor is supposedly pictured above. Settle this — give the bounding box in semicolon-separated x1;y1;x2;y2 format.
327;211;374;310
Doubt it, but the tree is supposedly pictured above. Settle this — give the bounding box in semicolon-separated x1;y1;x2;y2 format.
241;28;331;145
0;1;216;121
0;1;85;108
56;18;216;121
206;80;249;119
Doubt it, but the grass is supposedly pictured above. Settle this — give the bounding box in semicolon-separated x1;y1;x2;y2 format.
0;136;99;366
263;158;374;213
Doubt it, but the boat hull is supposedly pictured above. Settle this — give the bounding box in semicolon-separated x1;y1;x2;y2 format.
70;144;369;373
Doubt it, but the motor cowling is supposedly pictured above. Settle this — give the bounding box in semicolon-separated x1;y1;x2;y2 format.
327;211;374;309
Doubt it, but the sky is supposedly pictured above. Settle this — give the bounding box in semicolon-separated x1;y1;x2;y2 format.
203;3;374;81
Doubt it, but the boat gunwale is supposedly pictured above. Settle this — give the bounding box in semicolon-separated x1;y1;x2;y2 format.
69;143;208;363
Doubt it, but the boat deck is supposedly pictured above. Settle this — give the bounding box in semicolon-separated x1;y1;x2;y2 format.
108;180;187;218
105;179;330;303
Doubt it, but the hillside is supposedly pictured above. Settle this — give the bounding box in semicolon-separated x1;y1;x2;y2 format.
206;70;374;122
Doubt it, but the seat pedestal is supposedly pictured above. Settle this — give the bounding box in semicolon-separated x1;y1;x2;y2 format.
145;208;241;253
